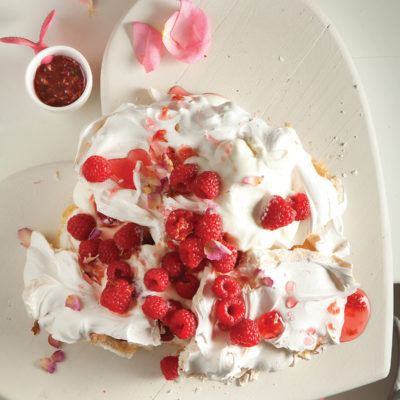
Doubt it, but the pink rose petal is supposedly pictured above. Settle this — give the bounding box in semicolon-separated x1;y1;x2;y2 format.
147;192;162;209
65;295;82;311
39;9;55;45
50;350;65;363
48;334;61;349
243;176;263;186
168;85;191;97
262;277;274;287
204;240;231;261
132;22;163;73
17;228;32;248
39;358;56;374
162;0;211;64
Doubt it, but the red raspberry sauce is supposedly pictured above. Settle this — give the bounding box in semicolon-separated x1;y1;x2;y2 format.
34;55;86;107
340;288;370;342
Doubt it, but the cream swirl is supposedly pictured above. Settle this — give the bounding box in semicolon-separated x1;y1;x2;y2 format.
74;95;346;252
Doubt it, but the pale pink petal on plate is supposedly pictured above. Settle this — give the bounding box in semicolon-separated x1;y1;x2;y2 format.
204;240;231;261
132;22;162;73
17;228;32;248
39;358;56;374
162;0;211;64
50;350;65;363
242;176;264;186
39;10;55;44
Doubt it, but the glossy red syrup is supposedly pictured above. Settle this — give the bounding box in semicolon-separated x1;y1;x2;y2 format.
109;149;152;189
257;310;286;340
34;55;86;107
340;288;370;342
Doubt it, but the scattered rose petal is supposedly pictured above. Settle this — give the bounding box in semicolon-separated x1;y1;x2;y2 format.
147;192;162;209
205;132;221;146
65;295;82;311
0;10;55;54
145;117;159;131
18;228;32;248
262;277;274;287
162;0;211;63
48;334;61;349
41;54;54;64
152;129;168;143
78;0;96;16
88;229;102;240
205;200;218;211
39;358;56;374
204;240;232;261
168;85;191;97
243;176;263;186
50;350;65;363
286;296;298;309
132;22;163;73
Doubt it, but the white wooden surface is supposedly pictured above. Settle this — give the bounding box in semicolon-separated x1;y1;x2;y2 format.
0;0;397;399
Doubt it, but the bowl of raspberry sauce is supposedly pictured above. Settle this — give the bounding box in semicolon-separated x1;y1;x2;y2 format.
25;45;92;111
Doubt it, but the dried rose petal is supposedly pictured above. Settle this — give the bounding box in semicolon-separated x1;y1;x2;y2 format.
48;334;61;349
65;295;82;311
162;0;211;64
50;350;65;363
39;358;56;374
147;192;162;209
88;229;102;240
168;85;191;97
262;277;274;287
132;22;163;73
18;228;32;248
204;240;232;261
243;176;263;186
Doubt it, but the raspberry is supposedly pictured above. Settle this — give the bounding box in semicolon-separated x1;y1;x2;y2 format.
100;279;134;314
144;268;169;292
230;318;261;347
194;213;223;243
260;195;296;230
175;273;200;299
161;252;185;279
212;275;241;299
98;239;119;264
211;241;237;273
78;238;100;259
287;193;311;221
160;356;179;380
257;310;286;340
165;209;197;241
113;222;143;249
192;171;221;199
82;155;112;183
161;300;183;327
142;295;168;319
107;261;133;282
215;297;246;326
179;235;204;268
67;213;96;241
169;309;197;339
170;163;199;194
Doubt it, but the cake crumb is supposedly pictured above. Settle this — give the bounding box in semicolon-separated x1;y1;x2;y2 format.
353;84;358;89
55;170;61;180
194;387;201;392
341;173;347;178
278;55;285;62
351;169;359;176
31;320;40;335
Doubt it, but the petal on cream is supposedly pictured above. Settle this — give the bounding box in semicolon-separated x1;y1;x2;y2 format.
162;0;211;64
204;240;231;261
132;22;163;73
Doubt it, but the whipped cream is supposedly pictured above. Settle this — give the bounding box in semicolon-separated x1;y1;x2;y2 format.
180;250;356;380
74;95;346;252
21;93;356;382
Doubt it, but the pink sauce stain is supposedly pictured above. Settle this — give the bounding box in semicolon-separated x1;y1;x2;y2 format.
33;180;42;184
286;296;298;309
306;327;316;336
285;280;296;295
287;311;295;321
233;166;238;172
224;143;233;154
205;132;221;146
145;117;158;131
221;156;227;162
304;336;315;346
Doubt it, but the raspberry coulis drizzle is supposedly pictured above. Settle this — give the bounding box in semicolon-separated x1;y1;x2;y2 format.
340;288;370;342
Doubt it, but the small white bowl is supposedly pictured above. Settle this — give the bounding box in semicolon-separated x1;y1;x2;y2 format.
25;45;93;112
